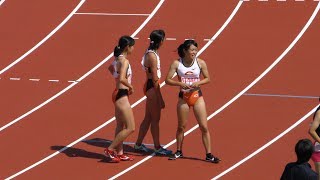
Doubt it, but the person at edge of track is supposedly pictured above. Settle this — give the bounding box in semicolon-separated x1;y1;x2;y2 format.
309;97;320;176
134;29;172;156
281;139;318;180
104;35;136;163
165;39;221;163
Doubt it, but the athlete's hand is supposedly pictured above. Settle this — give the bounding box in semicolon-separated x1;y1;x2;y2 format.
180;82;191;89
190;82;200;88
129;86;134;95
160;99;165;109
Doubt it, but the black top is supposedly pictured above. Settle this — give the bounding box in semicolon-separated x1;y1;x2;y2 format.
281;162;318;180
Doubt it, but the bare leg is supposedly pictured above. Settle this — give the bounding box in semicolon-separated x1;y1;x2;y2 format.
176;98;189;151
114;111;124;154
193;97;211;154
135;93;153;146
108;96;135;151
148;89;162;149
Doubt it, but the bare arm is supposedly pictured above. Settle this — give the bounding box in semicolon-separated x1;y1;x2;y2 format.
118;59;133;90
147;53;165;106
108;64;114;75
146;53;160;86
309;111;320;143
165;60;184;87
191;58;211;88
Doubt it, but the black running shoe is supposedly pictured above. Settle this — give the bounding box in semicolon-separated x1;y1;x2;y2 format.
168;151;183;160
206;154;221;163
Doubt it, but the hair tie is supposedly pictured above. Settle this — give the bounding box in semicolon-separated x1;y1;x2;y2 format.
117;46;120;49
150;41;154;44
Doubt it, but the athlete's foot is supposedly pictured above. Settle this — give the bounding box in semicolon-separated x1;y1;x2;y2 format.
168;151;183;160
118;154;134;161
104;148;120;163
205;153;221;163
134;143;151;153
154;147;172;156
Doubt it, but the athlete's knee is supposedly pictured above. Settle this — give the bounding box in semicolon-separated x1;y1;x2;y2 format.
177;125;186;133
199;125;209;134
127;127;135;134
127;124;135;134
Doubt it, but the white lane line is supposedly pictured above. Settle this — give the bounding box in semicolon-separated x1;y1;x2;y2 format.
74;12;150;16
0;0;6;6
244;93;319;99
48;80;59;82
211;2;320;179
108;1;244;179
4;0;236;178
67;80;78;83
212;104;320;180
29;79;40;82
109;1;320;179
0;0;86;75
4;0;165;178
166;37;177;40
9;78;20;81
0;0;164;133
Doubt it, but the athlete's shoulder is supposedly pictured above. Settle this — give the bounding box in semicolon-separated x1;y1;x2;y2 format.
197;58;205;63
196;58;207;67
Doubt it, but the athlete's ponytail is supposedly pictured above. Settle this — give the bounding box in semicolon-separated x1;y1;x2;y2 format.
177;39;198;58
148;29;165;50
114;35;135;57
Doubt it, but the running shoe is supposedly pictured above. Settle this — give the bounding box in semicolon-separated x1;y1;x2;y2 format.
104;149;120;163
118;154;134;161
205;154;221;163
154;147;172;156
168;151;183;160
134;144;151;153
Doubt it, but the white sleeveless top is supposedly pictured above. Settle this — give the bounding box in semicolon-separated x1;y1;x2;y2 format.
141;49;161;78
112;55;132;84
177;58;201;92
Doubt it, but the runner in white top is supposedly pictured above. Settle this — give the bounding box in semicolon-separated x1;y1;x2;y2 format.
165;39;220;163
176;57;201;93
141;49;161;79
112;54;132;85
134;30;172;156
105;35;135;163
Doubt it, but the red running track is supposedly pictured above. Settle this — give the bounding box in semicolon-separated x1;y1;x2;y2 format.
0;0;319;179
0;0;80;70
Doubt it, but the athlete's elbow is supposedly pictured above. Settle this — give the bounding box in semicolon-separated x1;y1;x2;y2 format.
119;79;127;85
165;79;171;85
206;78;211;84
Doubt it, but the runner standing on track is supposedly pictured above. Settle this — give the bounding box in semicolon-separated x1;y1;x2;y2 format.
165;39;220;163
104;35;135;163
134;30;172;155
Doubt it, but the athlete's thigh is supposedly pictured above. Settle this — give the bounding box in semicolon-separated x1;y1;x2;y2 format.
193;97;208;127
115;97;135;129
177;98;190;127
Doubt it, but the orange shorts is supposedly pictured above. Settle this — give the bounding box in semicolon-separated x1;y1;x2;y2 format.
179;89;203;106
112;89;129;103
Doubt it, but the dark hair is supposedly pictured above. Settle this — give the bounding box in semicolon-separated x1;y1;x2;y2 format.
114;35;135;57
295;139;314;163
148;29;165;50
177;40;198;58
